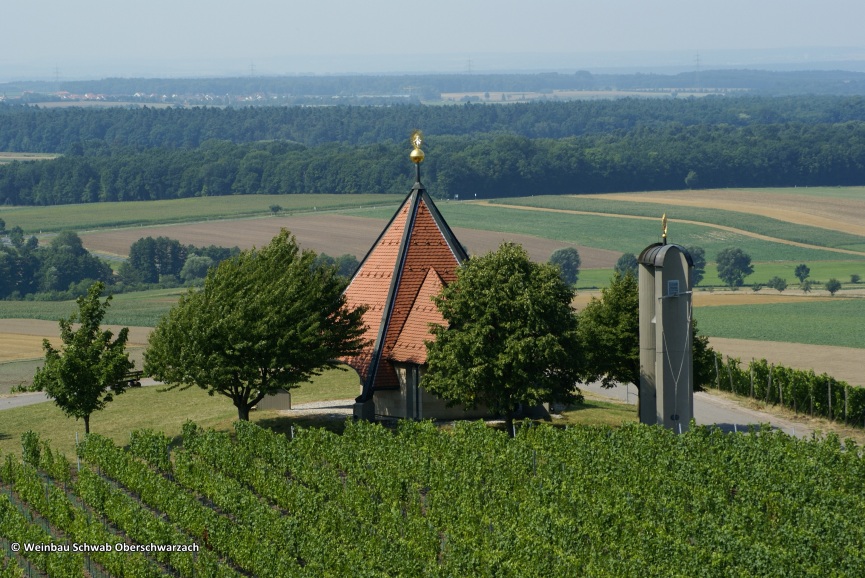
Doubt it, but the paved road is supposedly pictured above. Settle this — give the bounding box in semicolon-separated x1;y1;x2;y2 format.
580;381;813;439
0;379;162;411
0;379;814;439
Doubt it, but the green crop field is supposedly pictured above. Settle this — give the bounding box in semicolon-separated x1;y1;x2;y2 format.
694;298;865;348
492;194;865;252
349;202;865;264
0;287;183;327
698;261;865;287
0;193;403;234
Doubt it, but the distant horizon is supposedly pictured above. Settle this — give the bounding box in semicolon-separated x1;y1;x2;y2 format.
4;46;865;84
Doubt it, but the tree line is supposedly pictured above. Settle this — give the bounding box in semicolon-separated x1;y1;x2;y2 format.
0;230;113;300
3;95;865;151
6;68;865;103
3;120;865;206
0;222;240;299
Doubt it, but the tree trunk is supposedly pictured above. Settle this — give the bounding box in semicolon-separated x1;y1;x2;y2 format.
505;409;516;438
237;403;251;421
83;415;90;434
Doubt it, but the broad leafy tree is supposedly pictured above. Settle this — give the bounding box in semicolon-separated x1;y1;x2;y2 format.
31;282;133;433
715;247;754;289
794;263;810;283
423;242;582;433
766;276;787;292
576;271;640;389
825;278;842;296
614;253;638;276
685;246;706;286
145;230;368;421
38;231;113;293
549;247;581;286
577;270;716;391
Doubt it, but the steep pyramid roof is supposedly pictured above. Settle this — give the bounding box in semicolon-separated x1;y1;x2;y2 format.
342;181;467;402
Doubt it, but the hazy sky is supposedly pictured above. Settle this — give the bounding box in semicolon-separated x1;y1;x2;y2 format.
4;0;865;79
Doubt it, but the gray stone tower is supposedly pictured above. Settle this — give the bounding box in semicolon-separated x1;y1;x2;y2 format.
638;219;694;432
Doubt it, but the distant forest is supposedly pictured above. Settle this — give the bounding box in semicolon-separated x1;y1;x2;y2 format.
2;94;865;205
6;68;865;102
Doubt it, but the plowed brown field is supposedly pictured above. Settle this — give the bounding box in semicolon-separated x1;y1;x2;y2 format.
80;215;621;268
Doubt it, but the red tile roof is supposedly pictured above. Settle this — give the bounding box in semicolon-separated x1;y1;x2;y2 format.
341;186;466;400
389;268;445;365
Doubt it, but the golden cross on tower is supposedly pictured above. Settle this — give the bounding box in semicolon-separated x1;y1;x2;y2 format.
662;213;668;244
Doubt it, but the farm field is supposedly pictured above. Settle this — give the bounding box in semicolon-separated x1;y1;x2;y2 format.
79;213;620;267
591;187;865;238
3;187;863;392
0;193;404;234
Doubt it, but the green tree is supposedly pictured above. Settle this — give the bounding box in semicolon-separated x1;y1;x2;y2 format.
549;247;581;286
9;226;24;248
685;170;699;189
715;247;754;289
179;254;213;282
614;253;638;276
577;270;716;392
423;243;582;434
794;263;810;283
31;282;133;433
851;274;861;284
766;276;787;292
576;271;640;389
144;230;368;421
825;278;842;296
685;246;706;286
37;231;113;292
334;254;360;279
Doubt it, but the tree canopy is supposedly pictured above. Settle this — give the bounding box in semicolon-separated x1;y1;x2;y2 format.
548;247;581;286
576;271;640;389
144;230;368;420
614;253;638;277
423;242;582;431
685;246;706;286
715;247;754;289
31;282;133;433
576;270;716;392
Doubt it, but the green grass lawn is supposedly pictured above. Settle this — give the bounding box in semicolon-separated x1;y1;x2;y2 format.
0;365;363;457
694;297;865;348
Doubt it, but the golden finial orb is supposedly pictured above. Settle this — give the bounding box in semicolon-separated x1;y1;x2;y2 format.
410;130;425;164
